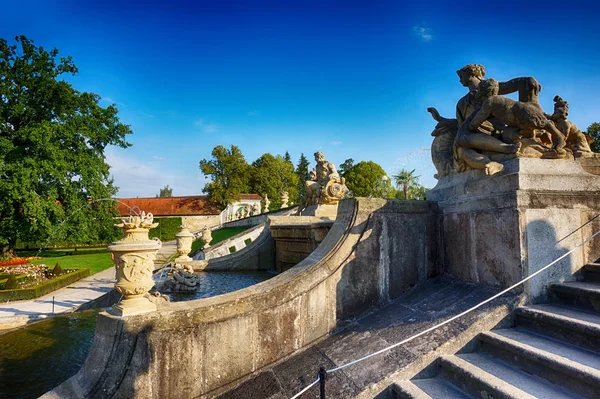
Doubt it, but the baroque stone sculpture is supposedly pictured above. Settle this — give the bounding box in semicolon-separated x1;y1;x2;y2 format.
264;194;270;212
108;211;162;316
281;191;289;208
162;263;200;292
428;64;597;179
302;151;348;208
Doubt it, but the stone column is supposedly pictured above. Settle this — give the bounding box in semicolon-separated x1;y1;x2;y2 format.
108;211;162;317
175;225;194;263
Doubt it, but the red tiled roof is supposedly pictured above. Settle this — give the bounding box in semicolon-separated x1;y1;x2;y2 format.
116;196;222;217
115;194;263;217
239;194;263;200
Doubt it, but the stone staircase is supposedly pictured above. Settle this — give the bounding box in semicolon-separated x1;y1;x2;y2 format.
391;263;600;399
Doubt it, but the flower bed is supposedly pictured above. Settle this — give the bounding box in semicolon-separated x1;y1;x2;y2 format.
0;256;39;267
0;265;90;301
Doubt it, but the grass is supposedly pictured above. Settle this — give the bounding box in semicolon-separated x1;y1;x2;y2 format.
17;247;113;276
191;227;251;253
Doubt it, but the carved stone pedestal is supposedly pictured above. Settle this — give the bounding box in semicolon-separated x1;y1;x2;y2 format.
108;212;162;317
428;158;600;301
300;204;338;219
175;226;194;263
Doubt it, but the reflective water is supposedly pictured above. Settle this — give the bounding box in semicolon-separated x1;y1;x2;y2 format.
167;271;273;301
0;271;273;399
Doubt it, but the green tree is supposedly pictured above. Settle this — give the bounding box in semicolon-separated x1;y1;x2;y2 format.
295;153;310;203
343;161;391;198
393;169;422;200
284;151;292;164
585;122;600;153
0;36;131;255
157;185;173;197
250;153;299;208
199;145;250;207
339;158;354;177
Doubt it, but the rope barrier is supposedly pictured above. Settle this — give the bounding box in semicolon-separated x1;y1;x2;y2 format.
289;223;600;398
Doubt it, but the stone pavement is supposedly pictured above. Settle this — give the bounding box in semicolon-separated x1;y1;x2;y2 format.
0;239;178;329
0;267;116;329
153;239;178;269
216;277;520;399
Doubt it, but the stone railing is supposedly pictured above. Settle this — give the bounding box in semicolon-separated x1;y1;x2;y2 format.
47;198;440;398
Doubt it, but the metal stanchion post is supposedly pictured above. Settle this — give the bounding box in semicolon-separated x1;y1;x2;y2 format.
318;366;327;399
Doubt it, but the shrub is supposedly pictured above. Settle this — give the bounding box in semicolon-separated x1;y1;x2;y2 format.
4;275;18;290
53;262;64;275
0;269;90;301
148;217;183;242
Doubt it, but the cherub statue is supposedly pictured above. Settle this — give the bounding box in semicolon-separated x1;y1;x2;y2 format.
469;78;567;159
549;95;594;158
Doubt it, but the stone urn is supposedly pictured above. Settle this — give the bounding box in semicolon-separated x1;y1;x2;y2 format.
108;211;162;317
175;225;194;262
201;226;213;248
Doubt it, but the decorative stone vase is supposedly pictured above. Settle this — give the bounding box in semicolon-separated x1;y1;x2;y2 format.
175;225;194;262
108;211;162;317
201;227;213;248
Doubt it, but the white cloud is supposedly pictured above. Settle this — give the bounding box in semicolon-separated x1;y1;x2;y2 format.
152;156;165;161
194;119;219;134
100;97;126;107
330;141;342;146
106;150;208;198
412;26;433;42
247;110;260;116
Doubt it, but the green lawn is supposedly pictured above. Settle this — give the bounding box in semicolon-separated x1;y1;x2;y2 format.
191;227;251;253
17;248;113;275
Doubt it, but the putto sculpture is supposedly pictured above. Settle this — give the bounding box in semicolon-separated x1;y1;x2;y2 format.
303;151;347;207
428;64;596;178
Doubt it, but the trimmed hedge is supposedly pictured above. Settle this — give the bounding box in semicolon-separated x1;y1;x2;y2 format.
0;273;27;288
148;217;183;242
0;268;90;301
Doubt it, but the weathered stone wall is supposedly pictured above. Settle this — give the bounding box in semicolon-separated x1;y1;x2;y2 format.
428;157;600;300
218;206;298;229
191;224;275;271
270;216;334;272
45;198;440;399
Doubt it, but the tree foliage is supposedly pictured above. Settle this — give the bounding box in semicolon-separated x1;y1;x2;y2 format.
157;185;173;197
199;145;250;207
295;153;310;203
393;169;427;200
339;158;354;177
0;36;131;254
343;161;391;198
585;122;600;153
250;153;298;209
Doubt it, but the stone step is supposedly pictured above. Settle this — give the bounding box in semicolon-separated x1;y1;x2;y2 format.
582;263;600;283
515;304;600;353
390;380;433;399
550;281;600;311
440;354;580;399
391;378;473;399
478;328;600;398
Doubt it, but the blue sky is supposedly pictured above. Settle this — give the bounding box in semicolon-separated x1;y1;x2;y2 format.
2;0;600;197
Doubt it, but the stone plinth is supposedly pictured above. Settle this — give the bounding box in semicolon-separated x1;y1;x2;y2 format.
300;203;338;219
269;216;334;272
428;157;600;300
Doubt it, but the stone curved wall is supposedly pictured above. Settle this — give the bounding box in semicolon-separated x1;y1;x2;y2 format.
45;198;440;399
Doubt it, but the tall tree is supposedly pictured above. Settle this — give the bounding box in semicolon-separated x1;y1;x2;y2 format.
339;158;355;177
0;36;131;255
343;161;391;198
199;145;250;207
250;153;298;208
284;151;292;164
393;169;421;200
295;153;310;203
157;185;173;197
586;122;600;153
